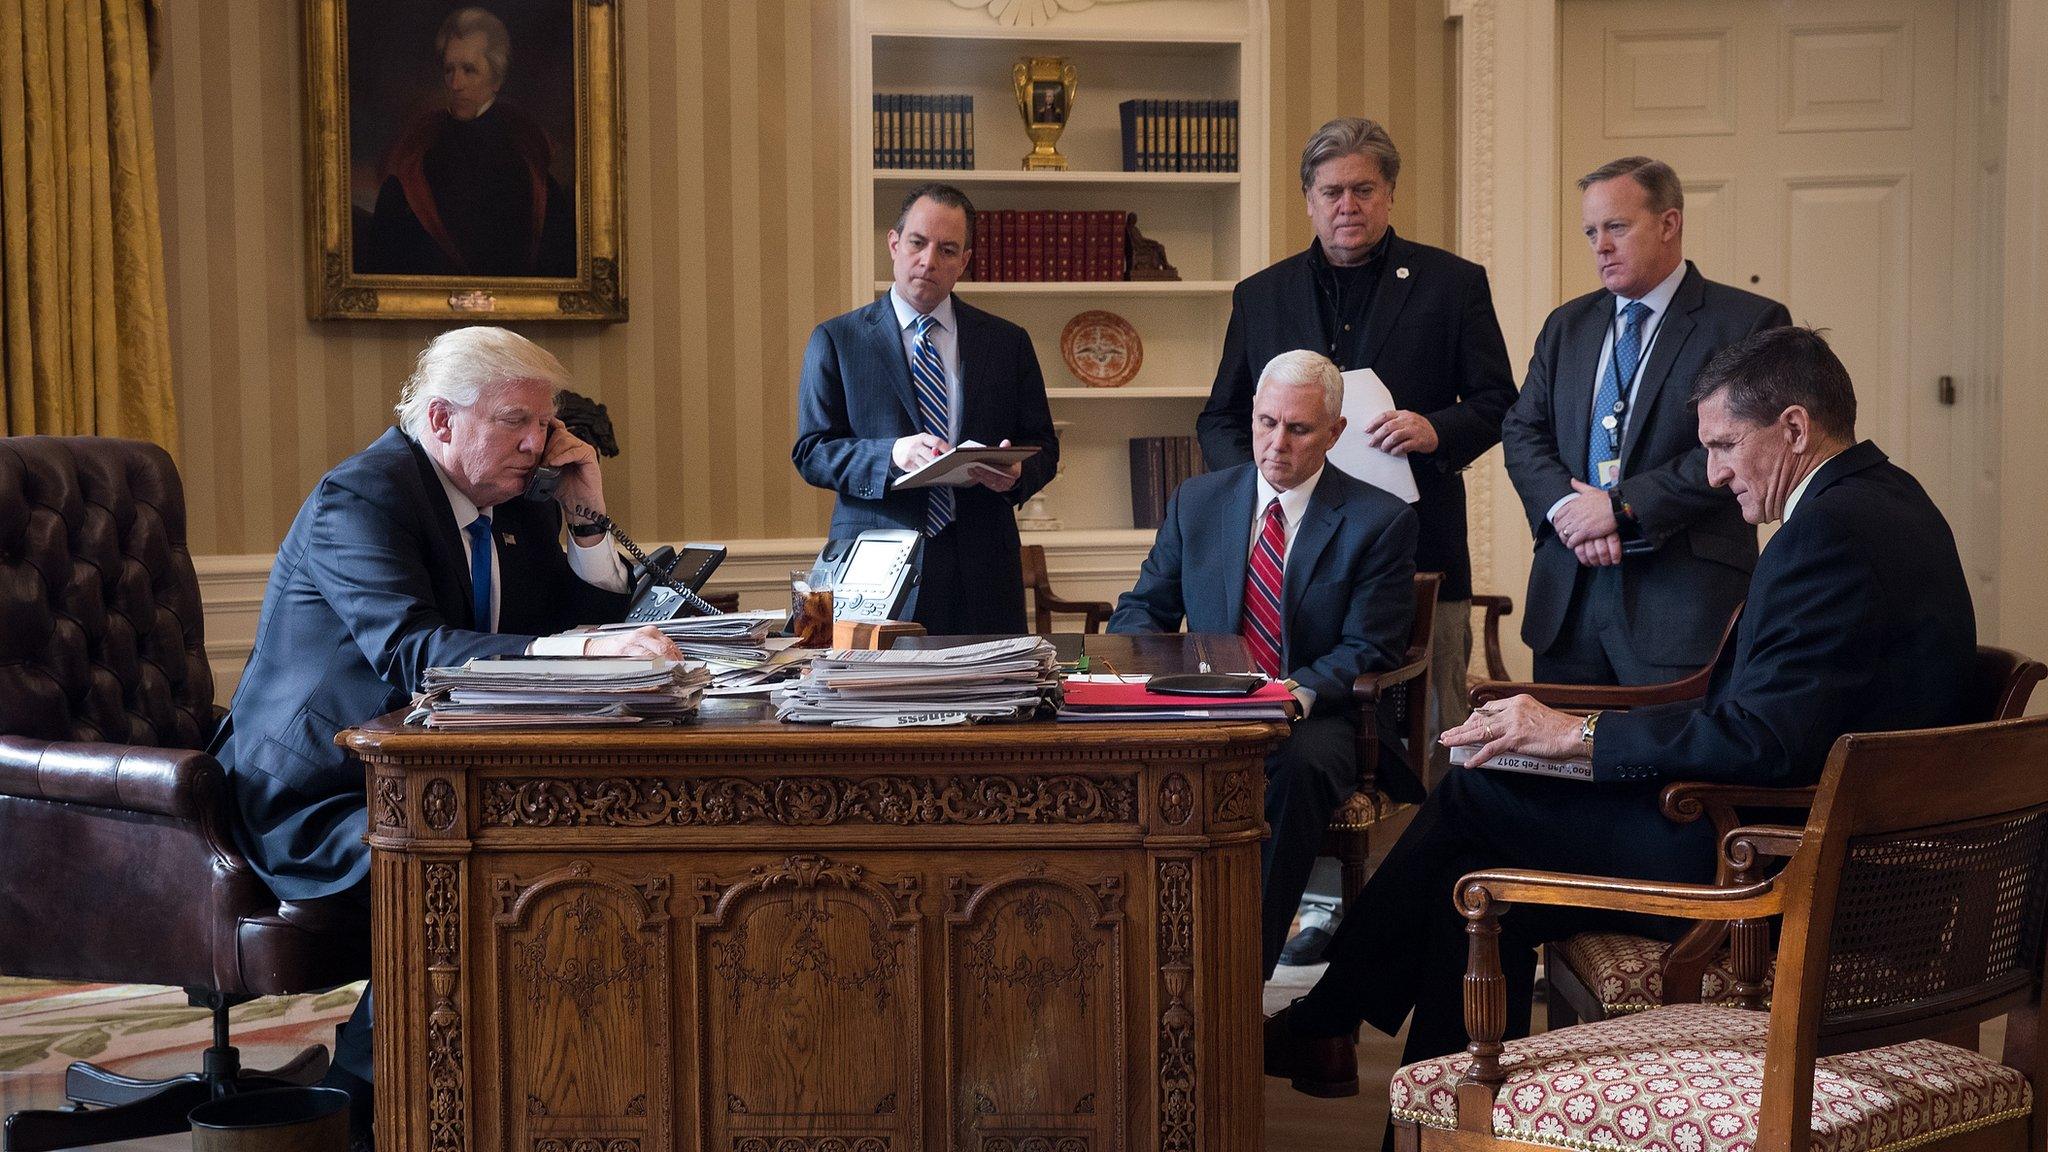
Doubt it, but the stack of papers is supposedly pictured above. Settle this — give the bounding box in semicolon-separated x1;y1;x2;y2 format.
588;611;809;691
407;656;710;729
775;636;1060;726
1058;676;1293;722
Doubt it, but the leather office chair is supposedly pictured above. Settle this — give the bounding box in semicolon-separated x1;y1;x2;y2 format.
1021;543;1113;636
0;437;370;1152
1321;572;1441;913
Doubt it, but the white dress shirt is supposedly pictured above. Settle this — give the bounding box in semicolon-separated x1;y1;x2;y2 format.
1781;448;1844;525
1547;259;1688;526
1249;465;1325;712
1249;465;1324;563
889;287;963;442
426;450;626;653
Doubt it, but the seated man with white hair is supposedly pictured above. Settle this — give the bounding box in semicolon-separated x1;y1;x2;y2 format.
216;325;678;1148
1110;349;1418;979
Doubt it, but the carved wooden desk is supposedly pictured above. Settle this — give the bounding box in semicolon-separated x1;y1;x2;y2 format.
342;635;1285;1152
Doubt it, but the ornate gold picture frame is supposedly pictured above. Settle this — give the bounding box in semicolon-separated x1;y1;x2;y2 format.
302;0;624;321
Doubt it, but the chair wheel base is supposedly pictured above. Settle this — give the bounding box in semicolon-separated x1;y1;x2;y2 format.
5;1045;332;1152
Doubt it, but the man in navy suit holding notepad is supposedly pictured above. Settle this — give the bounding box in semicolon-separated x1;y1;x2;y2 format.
1263;327;1975;1104
794;183;1060;635
1112;350;1417;979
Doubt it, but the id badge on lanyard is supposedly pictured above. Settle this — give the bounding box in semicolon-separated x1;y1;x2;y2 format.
1597;308;1656;487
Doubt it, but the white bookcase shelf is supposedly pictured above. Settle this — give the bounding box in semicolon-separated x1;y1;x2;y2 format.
874;169;1243;187
871;279;1234;296
852;0;1267;533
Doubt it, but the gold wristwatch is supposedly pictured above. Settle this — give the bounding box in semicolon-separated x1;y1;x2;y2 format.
1579;711;1602;750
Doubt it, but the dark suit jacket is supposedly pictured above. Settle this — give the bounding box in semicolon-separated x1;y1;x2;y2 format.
1502;262;1790;666
1194;232;1515;600
793;294;1059;632
1109;463;1417;713
1598;442;1976;785
218;428;628;901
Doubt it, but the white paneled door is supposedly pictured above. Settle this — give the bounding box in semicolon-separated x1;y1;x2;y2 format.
1559;0;1994;591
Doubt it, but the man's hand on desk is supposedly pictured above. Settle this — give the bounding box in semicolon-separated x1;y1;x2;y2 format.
892;433;951;473
964;439;1024;493
1440;694;1583;767
584;625;682;660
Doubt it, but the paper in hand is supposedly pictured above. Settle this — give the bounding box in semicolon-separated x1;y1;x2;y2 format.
1325;368;1421;503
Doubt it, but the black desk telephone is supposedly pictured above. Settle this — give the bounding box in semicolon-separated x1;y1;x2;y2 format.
523;462;723;620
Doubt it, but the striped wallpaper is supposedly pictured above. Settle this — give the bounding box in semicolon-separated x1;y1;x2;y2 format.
153;0;1454;556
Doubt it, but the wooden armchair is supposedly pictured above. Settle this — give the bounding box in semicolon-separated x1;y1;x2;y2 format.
1393;712;2048;1152
1524;639;2045;1028
1321;573;1441;912
1470;594;1515;683
1021;543;1113;635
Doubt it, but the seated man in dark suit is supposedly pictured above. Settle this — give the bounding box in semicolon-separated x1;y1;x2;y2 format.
1264;326;1976;1103
216;326;679;1146
1110;349;1418;979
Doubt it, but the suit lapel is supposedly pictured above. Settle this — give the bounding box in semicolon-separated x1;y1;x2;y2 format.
1558;297;1610;481
400;431;479;629
1281;476;1343;659
1621;262;1702;471
1362;235;1417;372
1213;469;1259;631
863;295;922;426
1278;255;1327;355
952;299;979;437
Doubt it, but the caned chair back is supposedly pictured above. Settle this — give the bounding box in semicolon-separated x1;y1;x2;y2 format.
1757;713;2048;1147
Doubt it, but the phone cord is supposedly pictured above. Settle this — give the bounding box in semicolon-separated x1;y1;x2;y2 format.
568;503;724;616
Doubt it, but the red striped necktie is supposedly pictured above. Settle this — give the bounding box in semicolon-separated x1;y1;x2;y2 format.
1240;497;1287;678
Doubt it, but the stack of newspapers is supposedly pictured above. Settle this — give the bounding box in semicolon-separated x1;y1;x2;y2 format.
586;611;803;690
408;656;710;729
775;636;1060;726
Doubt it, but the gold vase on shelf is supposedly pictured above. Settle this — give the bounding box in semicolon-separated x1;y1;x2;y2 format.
1013;56;1077;170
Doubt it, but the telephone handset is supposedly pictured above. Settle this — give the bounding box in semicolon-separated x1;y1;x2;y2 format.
524;463;565;504
520;450;721;618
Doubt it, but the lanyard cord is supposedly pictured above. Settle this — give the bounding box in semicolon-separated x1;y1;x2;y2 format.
1598;302;1664;456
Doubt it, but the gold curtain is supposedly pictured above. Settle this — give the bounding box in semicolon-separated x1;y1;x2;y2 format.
0;0;175;445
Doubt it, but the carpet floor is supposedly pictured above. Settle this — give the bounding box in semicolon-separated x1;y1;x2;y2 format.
0;971;1419;1151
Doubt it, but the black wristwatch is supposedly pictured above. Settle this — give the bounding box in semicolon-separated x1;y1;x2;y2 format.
568;519;607;539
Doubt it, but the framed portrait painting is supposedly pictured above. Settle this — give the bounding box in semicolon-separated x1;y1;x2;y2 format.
303;0;624;320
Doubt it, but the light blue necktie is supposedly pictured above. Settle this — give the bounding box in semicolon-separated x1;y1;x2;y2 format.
1588;301;1651;488
908;313;955;535
465;514;494;632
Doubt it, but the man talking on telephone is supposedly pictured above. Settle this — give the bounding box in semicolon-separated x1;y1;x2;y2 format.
215;326;677;1148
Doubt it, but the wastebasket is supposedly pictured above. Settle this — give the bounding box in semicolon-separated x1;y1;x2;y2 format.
188;1086;352;1152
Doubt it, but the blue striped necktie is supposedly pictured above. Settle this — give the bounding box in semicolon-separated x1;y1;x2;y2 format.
909;312;955;535
1588;301;1650;488
465;514;494;631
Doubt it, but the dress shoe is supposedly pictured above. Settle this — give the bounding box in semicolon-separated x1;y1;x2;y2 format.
1277;924;1335;966
1263;1001;1358;1097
